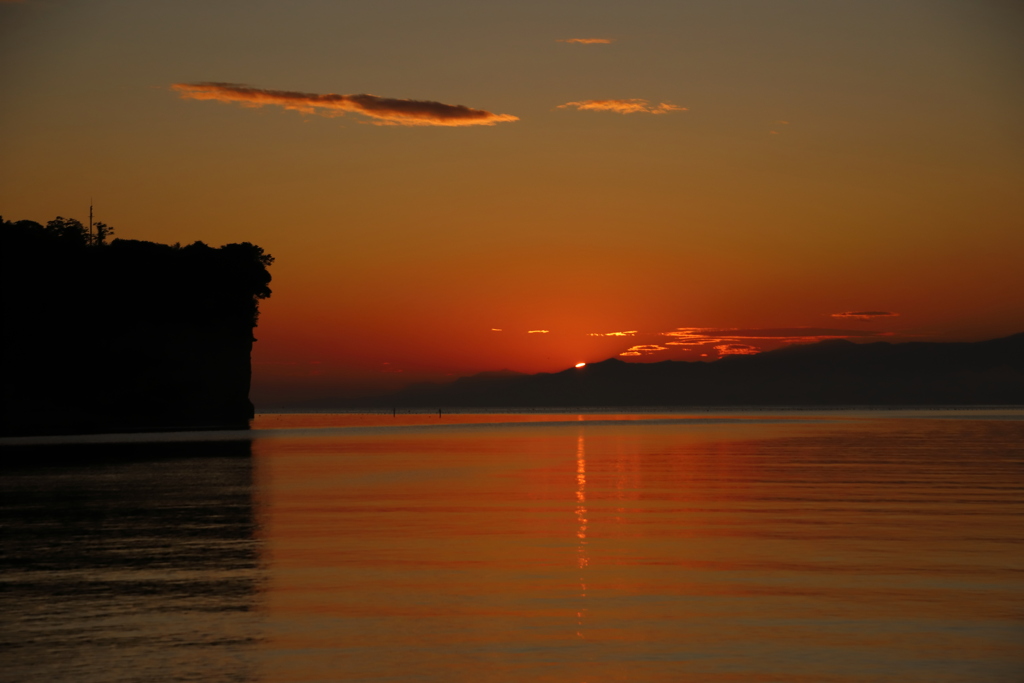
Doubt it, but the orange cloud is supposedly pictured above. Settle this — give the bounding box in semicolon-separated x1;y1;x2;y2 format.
171;82;519;127
558;38;614;44
619;344;669;356
653;327;894;358
557;99;687;115
714;343;759;356
587;330;638;337
662;327;889;342
527;330;550;334
831;311;900;321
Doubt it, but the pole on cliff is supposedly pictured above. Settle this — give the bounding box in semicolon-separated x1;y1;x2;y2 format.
88;200;93;242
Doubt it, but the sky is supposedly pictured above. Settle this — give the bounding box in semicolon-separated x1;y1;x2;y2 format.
2;0;1022;406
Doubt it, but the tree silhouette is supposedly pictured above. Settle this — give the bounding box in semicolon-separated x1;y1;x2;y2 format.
93;221;114;245
44;217;89;246
1;215;274;436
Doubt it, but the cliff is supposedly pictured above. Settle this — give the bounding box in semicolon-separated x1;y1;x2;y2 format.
1;217;272;436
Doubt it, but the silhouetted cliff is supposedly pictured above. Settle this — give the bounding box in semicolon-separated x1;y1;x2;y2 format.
362;334;1024;408
1;216;272;436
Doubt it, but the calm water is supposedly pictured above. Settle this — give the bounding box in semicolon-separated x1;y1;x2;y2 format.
2;410;1023;682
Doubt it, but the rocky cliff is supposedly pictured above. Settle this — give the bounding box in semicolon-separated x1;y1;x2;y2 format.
1;217;272;436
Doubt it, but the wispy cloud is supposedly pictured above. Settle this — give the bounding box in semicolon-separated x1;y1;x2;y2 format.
714;343;759;356
171;83;519;127
831;311;900;321
663;327;887;344
619;344;669;356
588;330;638;337
527;330;550;334
630;327;895;359
558;38;614;44
557;99;687;115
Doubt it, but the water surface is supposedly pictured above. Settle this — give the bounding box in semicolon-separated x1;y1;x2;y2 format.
3;410;1023;681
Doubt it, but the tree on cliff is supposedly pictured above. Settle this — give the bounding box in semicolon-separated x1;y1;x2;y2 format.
1;215;115;247
45;217;90;246
93;221;115;245
1;215;274;435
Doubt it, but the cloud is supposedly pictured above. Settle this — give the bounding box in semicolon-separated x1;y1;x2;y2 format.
527;330;550;334
557;99;687;115
831;311;900;321
573;326;899;362
558;38;614;44
647;327;896;358
491;328;503;332
714;343;759;356
619;344;669;356
662;327;888;344
171;82;519;127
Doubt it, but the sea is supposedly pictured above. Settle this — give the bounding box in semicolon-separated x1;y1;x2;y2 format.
2;408;1023;682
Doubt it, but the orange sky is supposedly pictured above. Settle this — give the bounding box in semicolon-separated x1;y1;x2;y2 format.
2;0;1021;405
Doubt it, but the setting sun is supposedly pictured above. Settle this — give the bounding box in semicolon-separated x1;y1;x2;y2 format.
1;0;1020;409
3;2;1024;681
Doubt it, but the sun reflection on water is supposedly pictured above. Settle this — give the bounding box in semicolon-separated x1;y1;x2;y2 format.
575;431;588;638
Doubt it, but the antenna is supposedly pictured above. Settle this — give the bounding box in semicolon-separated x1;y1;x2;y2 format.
89;200;94;241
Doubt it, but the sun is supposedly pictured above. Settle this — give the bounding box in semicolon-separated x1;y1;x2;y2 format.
575;362;586;368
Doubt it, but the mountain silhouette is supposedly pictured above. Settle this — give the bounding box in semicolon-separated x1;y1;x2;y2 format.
357;334;1024;408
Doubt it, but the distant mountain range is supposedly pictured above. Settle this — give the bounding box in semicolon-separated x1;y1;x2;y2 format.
353;333;1024;408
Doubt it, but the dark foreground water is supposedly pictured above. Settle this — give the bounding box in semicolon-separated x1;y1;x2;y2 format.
2;410;1023;682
